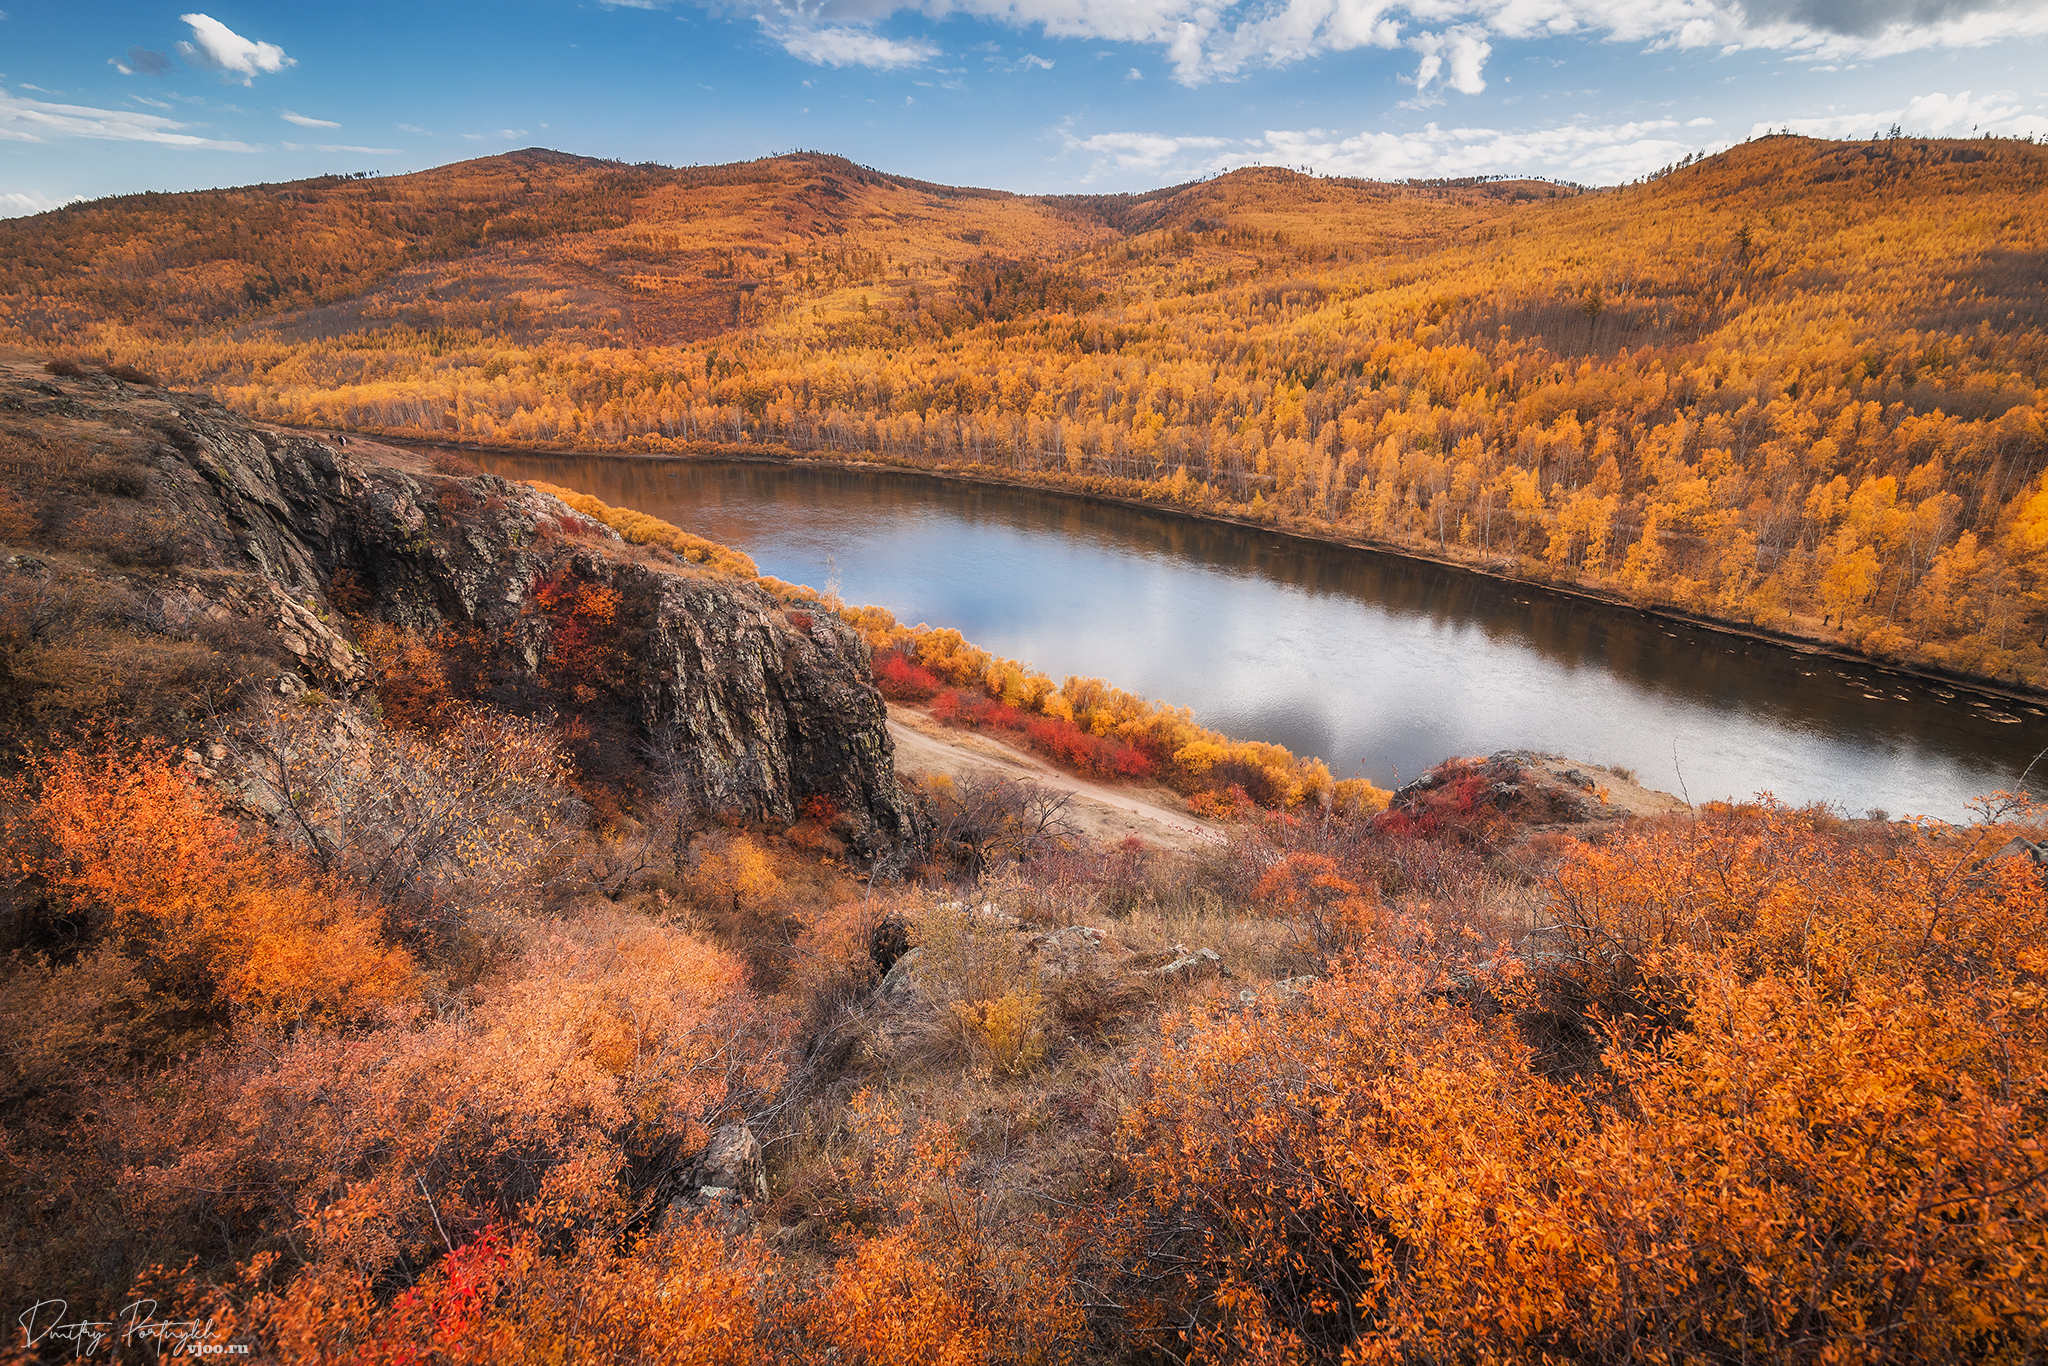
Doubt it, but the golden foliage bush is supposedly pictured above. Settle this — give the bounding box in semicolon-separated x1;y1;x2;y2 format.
4;746;416;1024
1120;802;2048;1364
811;1091;1085;1365
529;481;762;578
949;987;1048;1079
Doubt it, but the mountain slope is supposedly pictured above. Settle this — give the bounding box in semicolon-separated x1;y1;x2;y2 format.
0;150;1553;347
2;137;2045;688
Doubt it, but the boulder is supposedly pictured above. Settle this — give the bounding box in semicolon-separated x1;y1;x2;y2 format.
880;946;925;1002
688;1123;766;1201
1149;944;1226;980
1030;924;1118;978
1238;974;1318;1005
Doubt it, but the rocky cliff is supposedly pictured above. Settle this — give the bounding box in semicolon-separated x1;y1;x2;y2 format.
0;355;919;846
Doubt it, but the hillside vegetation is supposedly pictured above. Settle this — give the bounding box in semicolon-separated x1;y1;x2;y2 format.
1;341;2046;1359
12;138;2042;687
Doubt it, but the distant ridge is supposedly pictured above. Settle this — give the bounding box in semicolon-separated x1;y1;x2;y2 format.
3;134;2045;691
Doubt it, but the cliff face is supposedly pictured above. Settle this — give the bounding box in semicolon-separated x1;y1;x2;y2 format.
0;359;918;845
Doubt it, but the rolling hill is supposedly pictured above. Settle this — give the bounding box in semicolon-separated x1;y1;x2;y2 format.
3;137;2045;688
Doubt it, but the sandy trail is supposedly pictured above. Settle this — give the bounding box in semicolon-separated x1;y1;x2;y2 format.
886;706;1224;850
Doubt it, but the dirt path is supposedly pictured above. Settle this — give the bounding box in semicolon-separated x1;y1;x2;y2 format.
886;706;1224;850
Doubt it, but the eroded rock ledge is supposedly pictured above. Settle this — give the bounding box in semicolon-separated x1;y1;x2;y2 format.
1;362;919;845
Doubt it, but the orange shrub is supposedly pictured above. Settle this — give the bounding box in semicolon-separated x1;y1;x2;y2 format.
1121;805;2048;1364
251;1217;769;1365
7;747;415;1023
810;1092;1084;1366
116;906;779;1279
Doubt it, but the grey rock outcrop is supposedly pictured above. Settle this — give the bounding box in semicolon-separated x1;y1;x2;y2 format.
96;388;919;843
686;1123;767;1201
1149;944;1227;980
880;946;924;1001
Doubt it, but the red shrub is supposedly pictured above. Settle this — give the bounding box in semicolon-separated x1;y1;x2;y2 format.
875;651;942;701
929;690;1021;731
1022;717;1153;780
1373;760;1505;842
921;684;1156;784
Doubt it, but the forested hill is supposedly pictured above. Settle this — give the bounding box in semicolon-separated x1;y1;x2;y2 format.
0;148;1554;343
4;136;2047;688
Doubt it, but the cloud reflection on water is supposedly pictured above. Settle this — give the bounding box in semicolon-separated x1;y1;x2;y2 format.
472;451;2046;823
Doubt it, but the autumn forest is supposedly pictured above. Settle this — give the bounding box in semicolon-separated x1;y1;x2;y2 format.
4;138;2047;687
1;133;2046;1365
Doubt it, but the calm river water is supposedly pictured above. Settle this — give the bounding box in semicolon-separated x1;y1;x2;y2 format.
466;451;2047;822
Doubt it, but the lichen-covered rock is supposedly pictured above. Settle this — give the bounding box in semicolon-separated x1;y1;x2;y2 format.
638;571;909;839
1148;944;1226;979
1238;974;1318;1006
687;1123;767;1201
123;392;920;845
265;583;367;683
880;946;924;1001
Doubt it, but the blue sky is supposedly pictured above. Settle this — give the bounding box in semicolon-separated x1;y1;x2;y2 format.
3;0;2047;215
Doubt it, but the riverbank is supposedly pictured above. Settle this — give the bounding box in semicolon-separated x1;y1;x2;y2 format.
335;423;2048;715
886;704;1226;850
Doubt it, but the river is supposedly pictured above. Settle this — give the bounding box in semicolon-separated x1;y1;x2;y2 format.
464;450;2047;822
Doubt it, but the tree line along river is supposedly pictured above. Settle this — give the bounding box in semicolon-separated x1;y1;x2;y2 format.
463;448;2048;824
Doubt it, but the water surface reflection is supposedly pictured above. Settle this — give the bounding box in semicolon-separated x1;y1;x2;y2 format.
468;451;2047;822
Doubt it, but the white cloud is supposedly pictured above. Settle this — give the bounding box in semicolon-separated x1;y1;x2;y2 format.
1698;0;2048;60
131;95;174;109
1018;51;1055;67
281;110;339;128
397;122;428;133
1067;115;1722;183
499;128;529;138
1261;118;1707;182
1125;65;1145;78
1410;24;1490;94
1756;88;2048;139
0;88;262;150
763;21;942;67
283;141;400;154
176;13;294;84
703;0;2048;86
1063;129;1241;179
0;188;72;218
